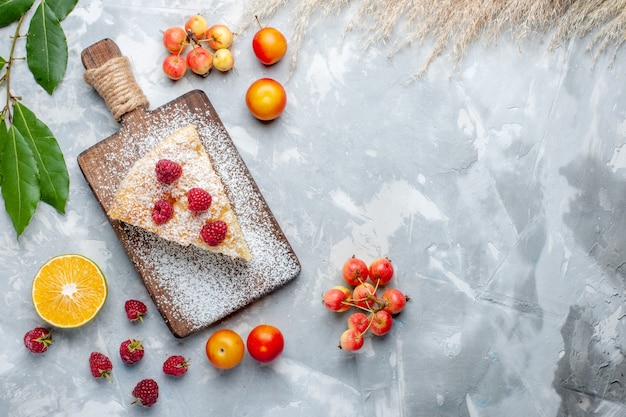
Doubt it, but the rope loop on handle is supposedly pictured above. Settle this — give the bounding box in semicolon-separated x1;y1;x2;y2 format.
84;56;149;121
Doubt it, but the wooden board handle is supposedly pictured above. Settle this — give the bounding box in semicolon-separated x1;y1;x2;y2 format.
82;39;149;121
81;38;122;70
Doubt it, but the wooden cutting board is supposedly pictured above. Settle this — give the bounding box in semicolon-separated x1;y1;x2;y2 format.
77;39;300;338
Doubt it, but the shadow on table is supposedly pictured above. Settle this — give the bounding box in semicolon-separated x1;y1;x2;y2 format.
554;156;626;416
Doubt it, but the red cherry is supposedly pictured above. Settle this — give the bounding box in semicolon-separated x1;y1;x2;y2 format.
341;255;369;286
369;257;394;286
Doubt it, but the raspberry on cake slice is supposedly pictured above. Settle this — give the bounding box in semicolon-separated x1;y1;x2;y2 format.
200;220;228;246
152;200;174;224
155;159;182;184
107;125;252;261
187;188;212;213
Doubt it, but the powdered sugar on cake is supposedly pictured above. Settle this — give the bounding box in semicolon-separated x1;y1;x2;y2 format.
107;125;251;261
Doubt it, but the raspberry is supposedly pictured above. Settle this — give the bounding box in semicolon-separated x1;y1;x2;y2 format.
23;327;52;354
200;220;228;246
119;338;144;365
124;299;148;322
132;378;159;407
155;159;182;184
152;200;174;224
187;187;212;212
89;352;113;381
162;355;189;377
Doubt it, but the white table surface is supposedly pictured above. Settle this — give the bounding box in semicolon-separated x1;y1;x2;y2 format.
2;1;626;416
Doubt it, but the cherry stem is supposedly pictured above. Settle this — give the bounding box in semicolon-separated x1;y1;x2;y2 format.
341;294;389;314
186;30;201;46
340;300;374;313
254;15;263;30
184;32;214;56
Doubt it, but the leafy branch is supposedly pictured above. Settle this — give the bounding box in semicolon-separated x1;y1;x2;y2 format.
0;0;77;237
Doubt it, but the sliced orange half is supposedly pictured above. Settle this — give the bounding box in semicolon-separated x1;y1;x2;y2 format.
32;254;108;328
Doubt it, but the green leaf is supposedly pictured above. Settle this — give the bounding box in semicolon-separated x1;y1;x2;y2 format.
12;102;69;213
0;56;7;71
0;0;35;28
1;121;40;237
46;0;78;21
26;2;68;94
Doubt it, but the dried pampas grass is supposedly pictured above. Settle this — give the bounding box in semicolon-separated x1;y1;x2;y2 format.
239;0;625;75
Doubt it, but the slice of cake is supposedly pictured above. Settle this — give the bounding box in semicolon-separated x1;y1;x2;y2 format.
108;125;252;261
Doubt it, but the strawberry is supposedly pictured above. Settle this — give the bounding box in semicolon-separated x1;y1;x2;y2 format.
187;187;212;212
200;220;228;246
23;327;52;354
152;200;174;224
89;352;113;381
131;378;159;407
119;338;145;364
162;355;189;377
155;159;182;184
124;299;148;322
